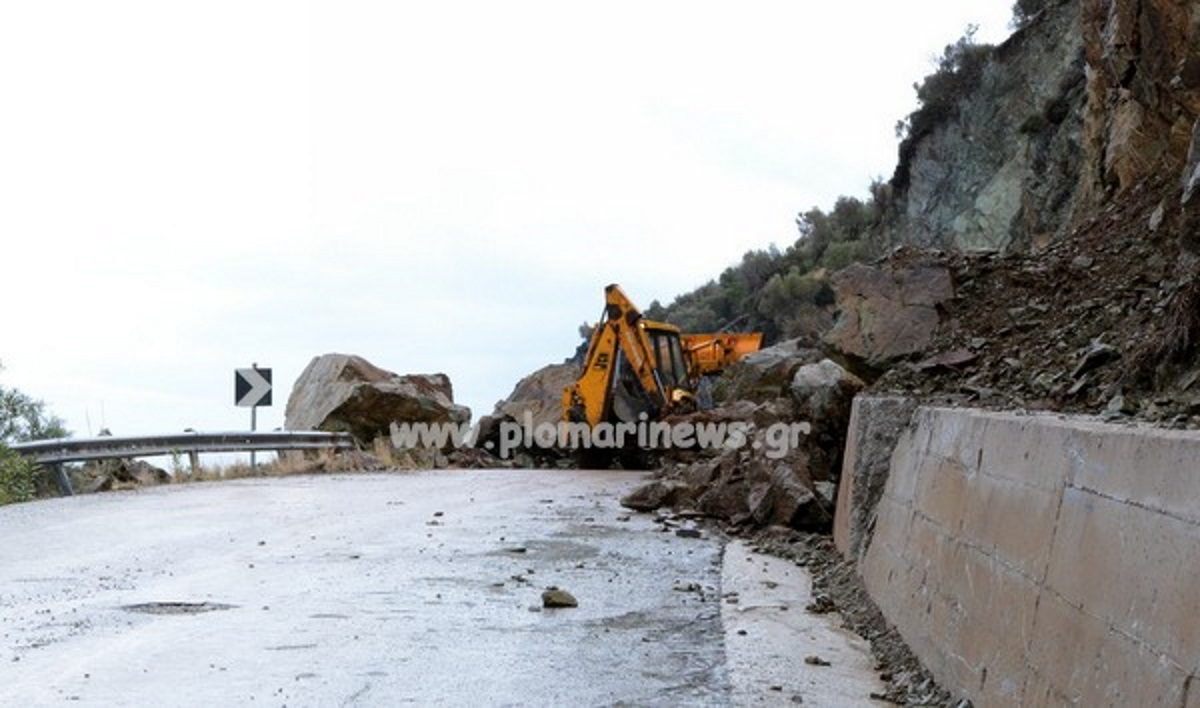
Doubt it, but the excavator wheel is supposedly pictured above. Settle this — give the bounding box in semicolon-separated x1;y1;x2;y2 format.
575;447;616;470
616;447;656;471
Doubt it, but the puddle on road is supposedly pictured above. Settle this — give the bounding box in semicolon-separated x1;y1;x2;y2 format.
481;538;601;562
266;643;319;651
122;602;236;615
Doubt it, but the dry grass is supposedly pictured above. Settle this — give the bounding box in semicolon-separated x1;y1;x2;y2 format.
177;446;390;483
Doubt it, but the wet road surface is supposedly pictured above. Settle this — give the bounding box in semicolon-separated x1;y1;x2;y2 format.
1;469;882;706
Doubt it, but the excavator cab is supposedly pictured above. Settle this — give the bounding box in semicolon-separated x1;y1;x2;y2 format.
647;325;690;391
607;322;693;423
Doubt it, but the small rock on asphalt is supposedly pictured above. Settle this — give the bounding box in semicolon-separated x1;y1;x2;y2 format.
541;587;578;608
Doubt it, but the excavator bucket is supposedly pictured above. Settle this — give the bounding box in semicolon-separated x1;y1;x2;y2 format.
681;332;764;378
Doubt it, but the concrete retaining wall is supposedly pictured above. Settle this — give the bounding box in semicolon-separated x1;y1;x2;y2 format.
839;398;1200;707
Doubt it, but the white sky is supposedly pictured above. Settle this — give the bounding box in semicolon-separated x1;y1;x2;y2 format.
0;1;1014;441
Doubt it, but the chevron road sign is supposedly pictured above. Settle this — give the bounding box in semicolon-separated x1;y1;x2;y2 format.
235;367;272;408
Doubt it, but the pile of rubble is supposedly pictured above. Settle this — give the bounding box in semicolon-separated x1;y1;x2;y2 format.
826;178;1200;429
618;341;864;531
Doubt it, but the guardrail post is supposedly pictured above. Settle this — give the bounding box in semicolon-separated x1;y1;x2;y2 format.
50;463;73;497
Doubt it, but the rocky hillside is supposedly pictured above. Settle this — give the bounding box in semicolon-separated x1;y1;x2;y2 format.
888;0;1086;251
891;0;1200;252
651;0;1200;350
839;0;1200;418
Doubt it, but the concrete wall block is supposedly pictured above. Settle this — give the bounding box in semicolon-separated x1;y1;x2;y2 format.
1046;487;1200;660
867;511;1042;707
938;409;992;472
1187;675;1200;708
863;503;944;637
960;472;1059;580
863;540;926;632
870;494;915;559
833;402;864;554
1026;592;1190;707
975;412;1075;491
853;400;1200;706
923;586;975;691
834;395;919;560
954;553;1040;707
1020;669;1073;708
1065;424;1200;525
887;423;925;505
949;546;1041;666
914;454;971;533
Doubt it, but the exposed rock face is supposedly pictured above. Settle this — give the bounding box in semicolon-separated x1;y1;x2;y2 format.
889;0;1200;252
1080;0;1200;199
823;263;955;379
284;353;470;445
891;1;1087;251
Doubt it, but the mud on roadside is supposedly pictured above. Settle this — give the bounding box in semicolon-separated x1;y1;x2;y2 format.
744;527;969;707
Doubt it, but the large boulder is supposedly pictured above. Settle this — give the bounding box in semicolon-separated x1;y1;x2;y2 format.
492;361;580;430
284;353;470;445
712;338;821;403
747;461;830;530
790;359;865;433
823;263;954;379
475;361;580;461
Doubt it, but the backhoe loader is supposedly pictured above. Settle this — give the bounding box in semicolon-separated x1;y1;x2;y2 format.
562;284;761;430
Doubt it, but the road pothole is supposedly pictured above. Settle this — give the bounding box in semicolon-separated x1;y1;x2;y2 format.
122;602;236;615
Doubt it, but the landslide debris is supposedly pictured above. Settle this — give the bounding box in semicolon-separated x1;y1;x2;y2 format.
619;341;863;532
830;177;1200;428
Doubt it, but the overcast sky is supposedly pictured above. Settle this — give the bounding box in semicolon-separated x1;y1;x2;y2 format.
0;1;1015;443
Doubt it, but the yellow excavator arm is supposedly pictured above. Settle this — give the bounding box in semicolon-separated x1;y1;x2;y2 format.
563;284;682;427
564;283;763;429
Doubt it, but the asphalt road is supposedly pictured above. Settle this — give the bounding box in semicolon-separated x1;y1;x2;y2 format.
0;469;881;706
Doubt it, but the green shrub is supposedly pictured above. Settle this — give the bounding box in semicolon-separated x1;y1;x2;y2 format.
651;193;879;344
820;240;870;271
0;443;37;505
0;361;68;505
895;27;994;190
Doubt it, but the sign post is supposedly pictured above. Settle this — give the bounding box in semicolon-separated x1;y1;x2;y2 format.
235;364;272;472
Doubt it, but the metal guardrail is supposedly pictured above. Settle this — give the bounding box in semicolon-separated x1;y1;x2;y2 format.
11;431;356;497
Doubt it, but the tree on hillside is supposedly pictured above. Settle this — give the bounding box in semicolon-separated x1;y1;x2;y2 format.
0;362;68;505
894;27;994;190
0;367;68;444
